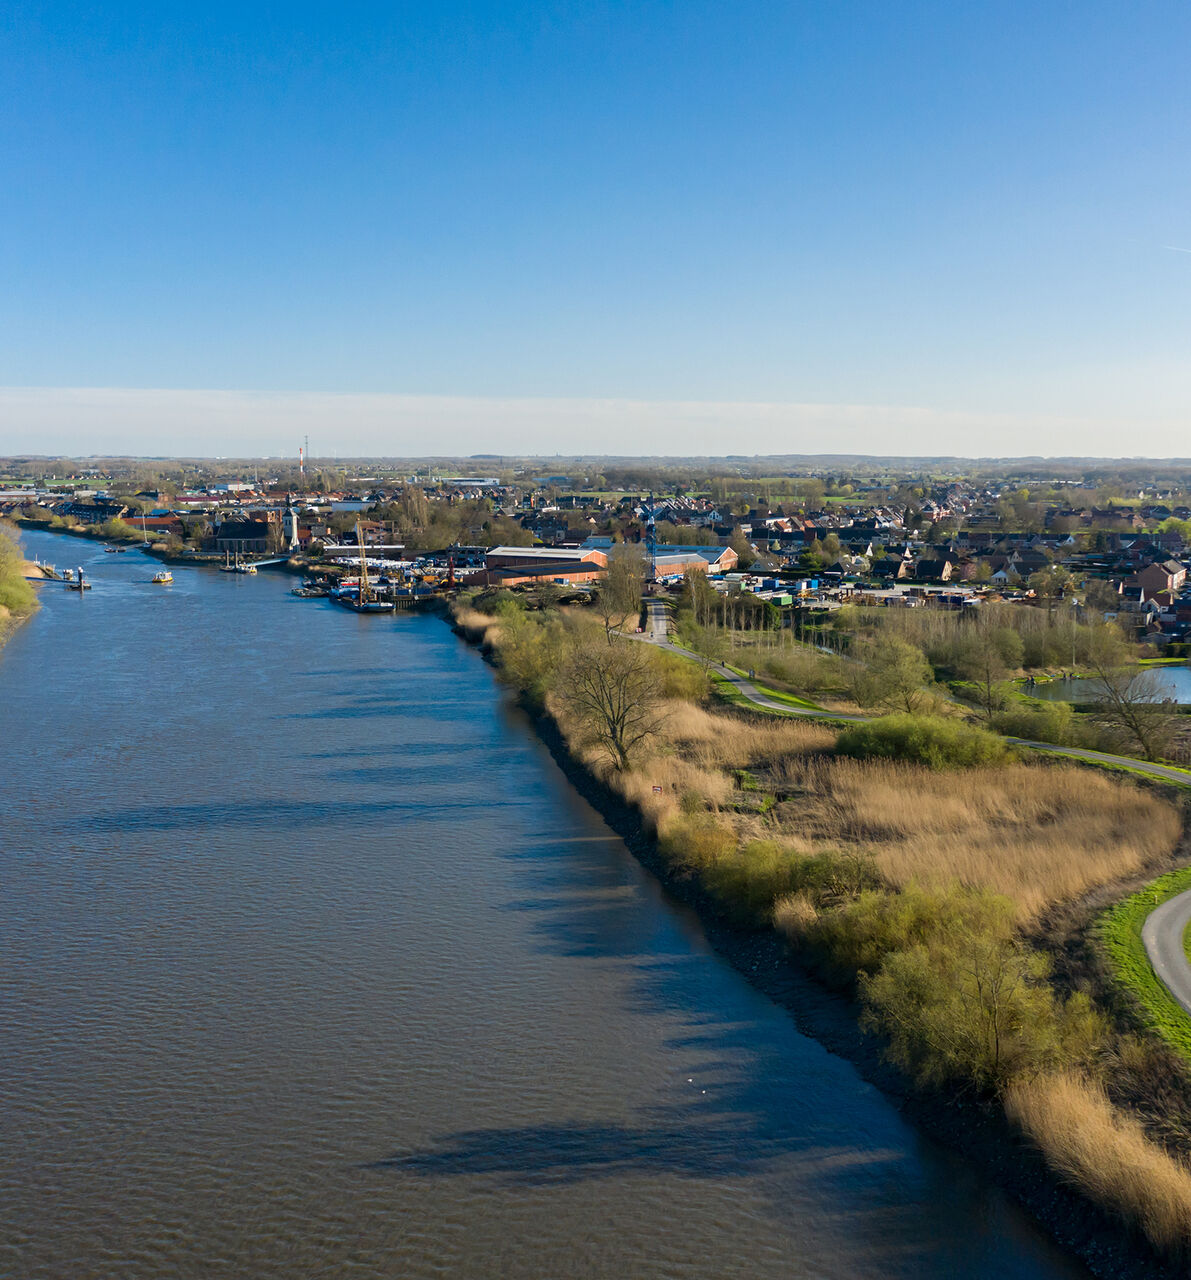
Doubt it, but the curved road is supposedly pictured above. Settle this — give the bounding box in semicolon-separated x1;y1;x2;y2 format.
1142;890;1191;1017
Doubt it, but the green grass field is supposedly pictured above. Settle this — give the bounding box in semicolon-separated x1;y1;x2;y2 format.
1098;866;1191;1060
722;663;822;709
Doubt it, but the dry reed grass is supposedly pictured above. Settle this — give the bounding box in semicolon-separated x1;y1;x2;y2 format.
451;607;500;645
663;699;836;768
768;757;1179;919
1007;1072;1191;1259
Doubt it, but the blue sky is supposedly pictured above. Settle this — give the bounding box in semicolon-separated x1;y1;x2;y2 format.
2;1;1190;455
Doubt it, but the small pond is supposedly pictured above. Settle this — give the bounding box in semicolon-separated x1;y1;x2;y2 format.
1028;664;1191;704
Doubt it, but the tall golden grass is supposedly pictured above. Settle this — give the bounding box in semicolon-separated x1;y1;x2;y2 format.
663;699;837;768
1007;1072;1191;1259
767;758;1180;919
565;697;836;838
546;643;1178;921
451;607;500;646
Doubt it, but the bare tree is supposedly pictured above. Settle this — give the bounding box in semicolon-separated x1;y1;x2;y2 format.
1088;628;1179;761
594;544;646;643
684;567;719;629
556;639;666;770
1091;665;1179;761
957;624;1023;720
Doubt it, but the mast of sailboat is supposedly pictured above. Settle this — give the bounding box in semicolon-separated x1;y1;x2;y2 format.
356;521;372;604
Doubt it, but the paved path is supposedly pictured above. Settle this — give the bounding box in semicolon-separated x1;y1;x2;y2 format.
1007;740;1191;786
640;612;861;721
644;598;670;642
1143;888;1191;1017
638;603;1191;783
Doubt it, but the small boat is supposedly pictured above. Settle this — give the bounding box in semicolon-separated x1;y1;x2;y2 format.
152;570;174;584
334;592;394;612
235;563;258;575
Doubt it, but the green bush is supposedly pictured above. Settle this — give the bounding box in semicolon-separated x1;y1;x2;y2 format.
652;648;711;702
703;843;880;927
805;882;1015;985
782;879;1105;1092
99;517;139;541
862;933;1104;1093
0;523;37;617
836;714;1012;770
991;700;1082;746
657;815;738;871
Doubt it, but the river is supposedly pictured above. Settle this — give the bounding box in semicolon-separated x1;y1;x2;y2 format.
0;528;1088;1279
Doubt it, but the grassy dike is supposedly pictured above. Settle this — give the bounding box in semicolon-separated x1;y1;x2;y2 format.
452;596;1191;1277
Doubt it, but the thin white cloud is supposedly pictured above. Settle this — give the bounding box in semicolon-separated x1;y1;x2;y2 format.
1161;244;1191;254
0;384;1173;459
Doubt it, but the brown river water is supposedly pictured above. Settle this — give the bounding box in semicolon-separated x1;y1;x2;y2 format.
0;528;1089;1278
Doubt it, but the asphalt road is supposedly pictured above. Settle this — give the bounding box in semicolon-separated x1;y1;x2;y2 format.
1142;889;1191;1017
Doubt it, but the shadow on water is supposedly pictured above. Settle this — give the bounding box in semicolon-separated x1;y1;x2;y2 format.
366;1109;895;1186
365;830;1089;1280
300;742;516;762
72;795;535;834
284;702;461;721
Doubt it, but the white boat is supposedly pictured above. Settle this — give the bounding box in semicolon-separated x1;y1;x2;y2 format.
152;570;174;584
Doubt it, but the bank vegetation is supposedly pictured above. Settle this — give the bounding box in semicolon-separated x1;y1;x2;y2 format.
454;590;1191;1269
0;521;39;646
